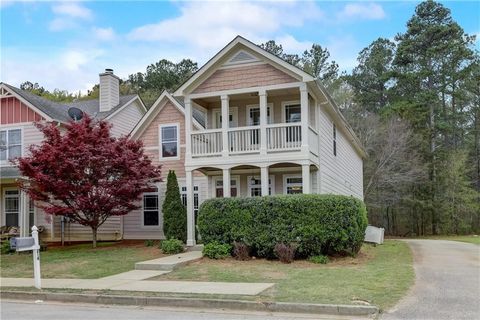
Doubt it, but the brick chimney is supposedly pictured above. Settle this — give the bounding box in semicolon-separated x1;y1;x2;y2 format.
99;68;120;112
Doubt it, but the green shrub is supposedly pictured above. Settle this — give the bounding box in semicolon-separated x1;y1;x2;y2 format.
163;171;187;243
160;238;184;254
144;239;154;247
1;241;14;255
203;241;232;259
309;255;329;264
198;194;368;259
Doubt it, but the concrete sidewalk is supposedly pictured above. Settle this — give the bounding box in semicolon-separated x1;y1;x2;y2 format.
0;277;274;296
135;251;203;271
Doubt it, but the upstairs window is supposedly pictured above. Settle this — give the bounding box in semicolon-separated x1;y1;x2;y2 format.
333;123;337;156
0;129;21;163
285;104;301;123
160;124;179;159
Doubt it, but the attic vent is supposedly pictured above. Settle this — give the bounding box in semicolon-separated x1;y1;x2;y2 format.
225;50;259;66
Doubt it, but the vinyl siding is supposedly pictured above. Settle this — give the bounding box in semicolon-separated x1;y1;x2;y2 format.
318;106;363;199
109;100;145;137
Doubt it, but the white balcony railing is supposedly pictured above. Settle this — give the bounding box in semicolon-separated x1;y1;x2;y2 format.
191;129;222;157
266;123;302;151
191;123;304;157
228;126;260;154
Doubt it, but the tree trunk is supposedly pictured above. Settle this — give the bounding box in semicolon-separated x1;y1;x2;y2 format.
92;227;98;248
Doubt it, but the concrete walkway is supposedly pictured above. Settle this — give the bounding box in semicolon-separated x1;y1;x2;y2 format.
382;239;480;320
0;277;274;295
135;251;203;271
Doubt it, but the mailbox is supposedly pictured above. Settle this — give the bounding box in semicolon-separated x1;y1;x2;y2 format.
10;236;38;252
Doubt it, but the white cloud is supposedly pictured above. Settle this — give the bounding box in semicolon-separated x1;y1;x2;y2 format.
274;35;312;54
52;2;92;20
92;27;116;41
49;1;92;31
128;1;321;51
338;3;386;21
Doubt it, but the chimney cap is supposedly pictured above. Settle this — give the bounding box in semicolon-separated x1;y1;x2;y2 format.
105;68;114;74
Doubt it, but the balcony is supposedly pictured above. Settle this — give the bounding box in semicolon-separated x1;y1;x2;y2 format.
191;123;307;157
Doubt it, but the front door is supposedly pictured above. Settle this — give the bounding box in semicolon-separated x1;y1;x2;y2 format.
214;108;238;129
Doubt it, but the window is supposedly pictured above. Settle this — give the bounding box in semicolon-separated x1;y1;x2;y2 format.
160;124;179;159
333;123;337;156
284;175;303;195
248;176;274;197
181;186;199;216
29;198;35;229
143;191;159;226
4;189;20;227
215;178;238;197
247;105;273;126
0;129;22;163
284;104;301;123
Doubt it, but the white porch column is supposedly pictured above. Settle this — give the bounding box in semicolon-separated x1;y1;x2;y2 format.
260;166;269;196
19;190;29;237
222;168;231;198
300;84;309;153
259;90;267;155
221;95;229;157
185;97;192;160
302;164;311;194
186;170;196;246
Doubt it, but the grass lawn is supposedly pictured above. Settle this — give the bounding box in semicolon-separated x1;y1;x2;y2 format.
0;241;164;279
157;240;413;311
415;235;480;245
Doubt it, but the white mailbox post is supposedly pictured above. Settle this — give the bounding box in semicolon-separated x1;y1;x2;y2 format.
11;226;42;289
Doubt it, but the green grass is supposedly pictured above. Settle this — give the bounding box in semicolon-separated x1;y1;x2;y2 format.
157;240;413;311
416;235;480;245
0;242;165;279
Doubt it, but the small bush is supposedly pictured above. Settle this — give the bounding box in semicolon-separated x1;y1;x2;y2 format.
203;241;232;259
144;240;154;247
309;255;329;264
198;194;368;259
160;239;184;254
274;243;297;263
233;241;250;261
1;241;14;255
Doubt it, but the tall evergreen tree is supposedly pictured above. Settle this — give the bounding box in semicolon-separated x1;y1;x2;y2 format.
162;170;187;242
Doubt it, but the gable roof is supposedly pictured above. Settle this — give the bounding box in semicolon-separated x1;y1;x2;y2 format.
174;35;314;96
131;90;203;139
0;83;144;123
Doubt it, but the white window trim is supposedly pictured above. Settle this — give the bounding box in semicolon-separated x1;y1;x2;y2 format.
141;190;160;228
212;107;238;129
158;123;180;161
0;127;23;167
246;103;274;126
247;175;275;197
281;100;301;123
3;187;20;227
212;175;240;198
283;174;303;195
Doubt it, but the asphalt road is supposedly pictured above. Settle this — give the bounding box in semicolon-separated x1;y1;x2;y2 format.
382;239;480;320
0;301;368;320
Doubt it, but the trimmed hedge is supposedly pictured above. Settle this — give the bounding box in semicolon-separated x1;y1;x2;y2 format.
197;194;368;258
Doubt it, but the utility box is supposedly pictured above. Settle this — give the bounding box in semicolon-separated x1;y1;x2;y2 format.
10;237;38;252
364;225;385;244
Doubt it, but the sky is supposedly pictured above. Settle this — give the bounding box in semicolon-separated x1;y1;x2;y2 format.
1;0;479;93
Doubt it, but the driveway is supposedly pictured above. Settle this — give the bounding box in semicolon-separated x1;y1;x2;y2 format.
382;239;480;320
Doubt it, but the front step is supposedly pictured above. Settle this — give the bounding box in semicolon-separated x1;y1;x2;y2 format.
135;251;203;271
186;244;204;252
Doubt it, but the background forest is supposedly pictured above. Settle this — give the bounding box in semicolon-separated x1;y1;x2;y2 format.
20;1;479;236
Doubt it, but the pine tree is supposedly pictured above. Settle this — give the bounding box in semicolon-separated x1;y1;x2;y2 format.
162;170;187;242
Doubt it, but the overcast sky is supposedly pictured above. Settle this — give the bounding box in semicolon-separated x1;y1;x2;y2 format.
1;0;478;93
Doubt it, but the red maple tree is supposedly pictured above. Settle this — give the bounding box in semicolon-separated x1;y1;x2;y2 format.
16;115;161;247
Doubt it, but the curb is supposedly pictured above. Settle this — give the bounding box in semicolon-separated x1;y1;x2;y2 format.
1;290;379;316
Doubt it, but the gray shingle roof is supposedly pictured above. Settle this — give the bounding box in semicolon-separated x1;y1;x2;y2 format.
172;95;206;128
2;83;138;122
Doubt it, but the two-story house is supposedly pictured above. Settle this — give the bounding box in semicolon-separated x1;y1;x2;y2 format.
0;69;147;241
129;36;365;246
